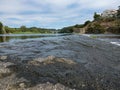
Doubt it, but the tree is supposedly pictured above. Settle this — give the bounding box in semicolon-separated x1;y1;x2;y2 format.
94;12;101;21
5;26;16;33
117;6;120;19
74;24;84;28
0;22;6;34
20;26;27;32
107;26;120;34
83;20;91;26
59;26;73;33
0;22;3;30
4;26;10;33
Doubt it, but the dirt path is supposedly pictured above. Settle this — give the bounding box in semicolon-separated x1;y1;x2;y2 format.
0;35;120;90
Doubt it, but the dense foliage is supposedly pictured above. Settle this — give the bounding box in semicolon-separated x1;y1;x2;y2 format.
59;21;91;33
107;26;120;34
107;19;120;34
94;12;101;21
86;23;105;34
117;6;120;19
59;26;74;33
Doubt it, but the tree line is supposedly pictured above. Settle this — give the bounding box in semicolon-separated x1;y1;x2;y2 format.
5;26;56;34
0;24;56;34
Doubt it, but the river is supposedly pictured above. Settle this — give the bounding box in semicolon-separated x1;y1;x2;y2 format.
0;34;120;90
0;34;120;46
82;34;120;46
0;34;71;43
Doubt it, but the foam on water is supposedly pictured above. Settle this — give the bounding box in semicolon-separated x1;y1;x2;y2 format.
110;42;120;46
82;34;120;46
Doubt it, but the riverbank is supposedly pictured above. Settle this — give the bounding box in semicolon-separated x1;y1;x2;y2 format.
0;35;120;90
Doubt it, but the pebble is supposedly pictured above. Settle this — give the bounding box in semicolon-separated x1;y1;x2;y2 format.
0;56;7;60
19;83;26;88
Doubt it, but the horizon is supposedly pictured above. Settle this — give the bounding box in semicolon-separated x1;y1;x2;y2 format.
0;0;120;29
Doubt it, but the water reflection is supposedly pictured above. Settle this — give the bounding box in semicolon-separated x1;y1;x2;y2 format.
0;35;6;42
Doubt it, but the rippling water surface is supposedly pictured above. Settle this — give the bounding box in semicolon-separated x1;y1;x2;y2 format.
0;34;120;46
0;34;71;43
87;34;120;46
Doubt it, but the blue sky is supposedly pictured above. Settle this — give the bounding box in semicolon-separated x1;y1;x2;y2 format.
0;0;120;29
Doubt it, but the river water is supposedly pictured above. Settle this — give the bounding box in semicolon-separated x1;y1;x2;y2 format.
0;34;120;46
0;34;71;43
83;34;120;46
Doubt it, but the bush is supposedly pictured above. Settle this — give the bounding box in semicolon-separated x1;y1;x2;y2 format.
59;27;73;33
83;21;91;26
107;27;120;34
86;23;105;34
94;12;101;21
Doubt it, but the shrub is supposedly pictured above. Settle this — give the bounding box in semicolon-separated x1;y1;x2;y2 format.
86;23;105;34
107;27;120;34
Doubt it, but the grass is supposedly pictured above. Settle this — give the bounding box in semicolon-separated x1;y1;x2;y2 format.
90;35;97;39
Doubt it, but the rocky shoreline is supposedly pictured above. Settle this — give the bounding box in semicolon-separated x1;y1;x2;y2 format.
0;35;120;90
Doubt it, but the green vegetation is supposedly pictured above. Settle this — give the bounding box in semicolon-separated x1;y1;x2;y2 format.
86;23;105;34
117;6;120;19
90;35;97;39
59;20;91;33
93;12;101;21
0;22;6;34
106;19;120;34
59;26;74;33
83;20;91;26
2;25;56;34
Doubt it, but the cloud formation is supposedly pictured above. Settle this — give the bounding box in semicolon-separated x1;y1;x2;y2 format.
0;0;120;29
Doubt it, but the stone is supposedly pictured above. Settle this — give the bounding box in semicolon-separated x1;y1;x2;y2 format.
19;83;27;88
0;62;14;78
0;56;7;60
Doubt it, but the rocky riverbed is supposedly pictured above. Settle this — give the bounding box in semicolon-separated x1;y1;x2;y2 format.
0;35;120;90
